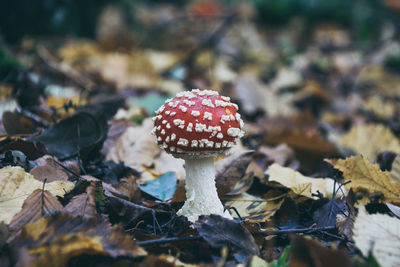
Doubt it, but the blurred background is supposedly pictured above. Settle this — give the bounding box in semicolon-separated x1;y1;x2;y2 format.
1;0;400;174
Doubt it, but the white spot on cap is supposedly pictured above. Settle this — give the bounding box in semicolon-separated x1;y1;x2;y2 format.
156;105;165;114
183;99;196;106
227;127;241;137
162;120;167;124
161;129;166;135
191;110;200;117
170;112;176;116
187;122;193;132
221;96;230;101
177;138;189;146
166;123;171;129
165;136;170;142
215;143;221;148
171;133;176;141
222;140;228;147
201;99;215;108
191;140;198;147
206;141;214;148
179;105;188;112
195;123;207;132
203;112;212;121
165;110;170;115
217;133;223;139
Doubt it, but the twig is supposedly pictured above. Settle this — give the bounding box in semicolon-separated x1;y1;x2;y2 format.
261;226;336;235
137;236;203;246
41;178;47;216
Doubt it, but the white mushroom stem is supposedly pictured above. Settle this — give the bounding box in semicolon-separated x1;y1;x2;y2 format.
177;157;233;222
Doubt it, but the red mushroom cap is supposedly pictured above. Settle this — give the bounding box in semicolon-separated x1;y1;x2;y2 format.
152;89;244;158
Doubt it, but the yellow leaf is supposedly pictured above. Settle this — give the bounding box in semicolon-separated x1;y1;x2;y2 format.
353;206;400;267
224;192;285;223
327;156;400;205
267;163;337;199
0;166;74;224
339;124;400;159
364;96;396;119
391;155;400;185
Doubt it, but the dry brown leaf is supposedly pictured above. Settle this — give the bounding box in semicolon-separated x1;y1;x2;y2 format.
10;213;146;266
327;155;400;205
30;155;69;182
107;119;185;182
267;163;337;199
114;175;141;204
106;118;159;170
8;189;63;242
263;116;337;157
353;206;400;267
63;182;98;220
233;71;296;116
290;235;352;267
0;166;74;224
339;124;400;159
215;150;254;196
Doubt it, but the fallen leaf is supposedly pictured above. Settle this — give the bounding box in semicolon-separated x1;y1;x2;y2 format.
313;198;345;227
138;172;177;202
29;111;108;160
9;213;147;266
263;117;337;157
101;119;135;156
267;163;336;199
8;189;63;242
391;155;400;184
386;203;400;219
327;156;400;205
30;155;69;182
215;150;254;196
353;206;400;267
224;192;285;223
106;118;160;171
233;71;296;116
152;151;185;180
339;124;400;159
258;144;294;166
114;175;141;203
364;95;396;119
194;214;259;256
289;235;352;267
63;182;98;220
0;166;74;224
336;190;357;240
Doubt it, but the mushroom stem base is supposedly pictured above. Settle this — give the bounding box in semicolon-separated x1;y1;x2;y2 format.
177;157;232;222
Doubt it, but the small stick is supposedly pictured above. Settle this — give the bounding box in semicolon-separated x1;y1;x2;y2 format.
261;226;336;235
137;236;203;246
41;178;47;216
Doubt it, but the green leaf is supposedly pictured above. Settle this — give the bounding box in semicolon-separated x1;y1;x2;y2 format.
138;172;177;201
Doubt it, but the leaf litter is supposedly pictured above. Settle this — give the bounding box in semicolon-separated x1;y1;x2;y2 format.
1;1;400;266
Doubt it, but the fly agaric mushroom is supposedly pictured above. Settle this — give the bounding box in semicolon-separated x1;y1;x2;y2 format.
151;89;244;222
